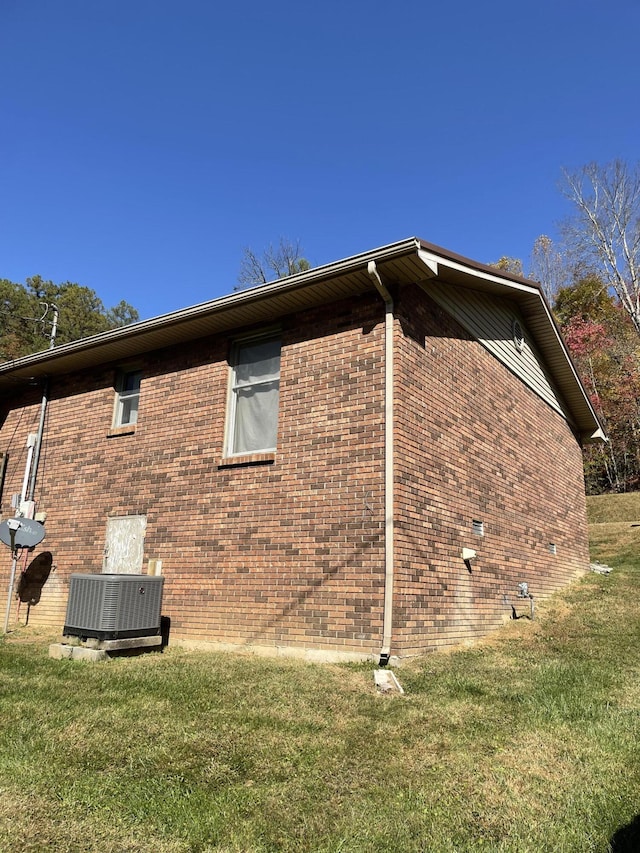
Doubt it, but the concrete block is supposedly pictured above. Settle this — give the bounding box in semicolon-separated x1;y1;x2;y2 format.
70;647;108;662
49;643;74;660
99;635;162;651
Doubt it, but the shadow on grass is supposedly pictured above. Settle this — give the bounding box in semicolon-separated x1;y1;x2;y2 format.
610;814;640;852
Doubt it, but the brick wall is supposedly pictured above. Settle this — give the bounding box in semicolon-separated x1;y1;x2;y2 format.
393;283;589;656
0;294;387;656
0;284;590;659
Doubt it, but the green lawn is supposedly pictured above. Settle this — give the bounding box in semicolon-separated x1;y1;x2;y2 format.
1;507;639;852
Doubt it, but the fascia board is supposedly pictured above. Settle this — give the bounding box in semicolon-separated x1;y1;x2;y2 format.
416;250;606;443
0;238;423;382
532;291;606;443
418;250;540;295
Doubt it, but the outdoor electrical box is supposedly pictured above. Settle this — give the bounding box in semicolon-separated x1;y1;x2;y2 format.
63;573;164;640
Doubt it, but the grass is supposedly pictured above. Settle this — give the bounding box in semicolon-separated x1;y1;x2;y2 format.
1;503;639;851
586;492;640;524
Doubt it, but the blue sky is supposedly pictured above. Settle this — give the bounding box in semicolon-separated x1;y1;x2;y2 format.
2;1;638;320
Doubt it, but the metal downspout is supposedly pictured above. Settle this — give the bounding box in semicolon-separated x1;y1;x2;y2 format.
26;305;57;504
367;261;394;666
27;377;49;502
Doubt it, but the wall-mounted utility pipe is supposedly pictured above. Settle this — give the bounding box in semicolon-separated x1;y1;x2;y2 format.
26;305;57;504
26;378;49;503
20;433;38;507
367;261;394;666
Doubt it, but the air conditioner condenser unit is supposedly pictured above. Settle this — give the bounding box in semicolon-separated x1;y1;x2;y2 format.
63;573;164;640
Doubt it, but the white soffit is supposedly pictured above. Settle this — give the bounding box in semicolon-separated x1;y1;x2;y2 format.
415;247;604;443
417;249;539;295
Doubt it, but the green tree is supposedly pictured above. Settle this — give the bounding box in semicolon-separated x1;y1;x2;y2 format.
553;275;620;327
0;276;139;360
0;278;40;359
106;299;140;328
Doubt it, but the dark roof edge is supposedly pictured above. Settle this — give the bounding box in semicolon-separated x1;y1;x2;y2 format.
418;237;547;290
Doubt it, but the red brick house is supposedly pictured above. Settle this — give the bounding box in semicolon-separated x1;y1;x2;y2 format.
0;238;603;662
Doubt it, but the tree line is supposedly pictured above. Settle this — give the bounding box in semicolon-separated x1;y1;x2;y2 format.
0;276;139;361
3;160;638;493
491;160;640;494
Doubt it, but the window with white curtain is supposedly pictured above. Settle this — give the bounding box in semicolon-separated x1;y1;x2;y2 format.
227;335;281;455
114;369;142;426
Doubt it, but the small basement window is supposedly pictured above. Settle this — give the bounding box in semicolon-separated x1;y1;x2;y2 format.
548;543;557;555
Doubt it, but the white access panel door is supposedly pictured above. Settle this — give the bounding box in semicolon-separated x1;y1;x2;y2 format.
102;515;147;574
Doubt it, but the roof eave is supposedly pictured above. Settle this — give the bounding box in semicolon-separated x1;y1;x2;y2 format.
0;236;606;442
414;247;605;442
0;237;422;384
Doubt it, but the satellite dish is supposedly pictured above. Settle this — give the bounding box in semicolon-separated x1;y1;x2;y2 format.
17;551;53;605
0;518;46;549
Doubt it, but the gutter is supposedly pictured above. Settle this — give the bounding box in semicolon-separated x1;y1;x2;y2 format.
0;238;423;379
367;261;394;666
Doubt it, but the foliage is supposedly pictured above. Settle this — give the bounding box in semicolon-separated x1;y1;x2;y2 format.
488;255;524;276
237;237;310;289
561;159;640;333
554;277;640;493
554;274;619;326
488;240;571;307
2;535;640;851
0;276;139;360
489;162;640;493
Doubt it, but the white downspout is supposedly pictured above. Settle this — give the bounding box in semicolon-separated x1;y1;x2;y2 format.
367;261;394;666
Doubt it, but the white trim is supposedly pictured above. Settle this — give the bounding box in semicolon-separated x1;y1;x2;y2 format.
420;252;540;295
224;332;281;457
113;368;142;428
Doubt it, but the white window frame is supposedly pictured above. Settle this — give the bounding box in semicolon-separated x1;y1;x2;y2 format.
113;369;142;427
225;333;281;456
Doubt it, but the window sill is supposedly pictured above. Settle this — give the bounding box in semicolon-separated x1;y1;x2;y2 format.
218;452;275;469
107;424;137;438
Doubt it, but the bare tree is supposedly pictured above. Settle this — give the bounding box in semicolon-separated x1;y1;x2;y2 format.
528;234;571;303
237;238;310;289
560;160;640;333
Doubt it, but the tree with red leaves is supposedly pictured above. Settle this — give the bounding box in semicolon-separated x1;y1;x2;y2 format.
555;277;640;492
